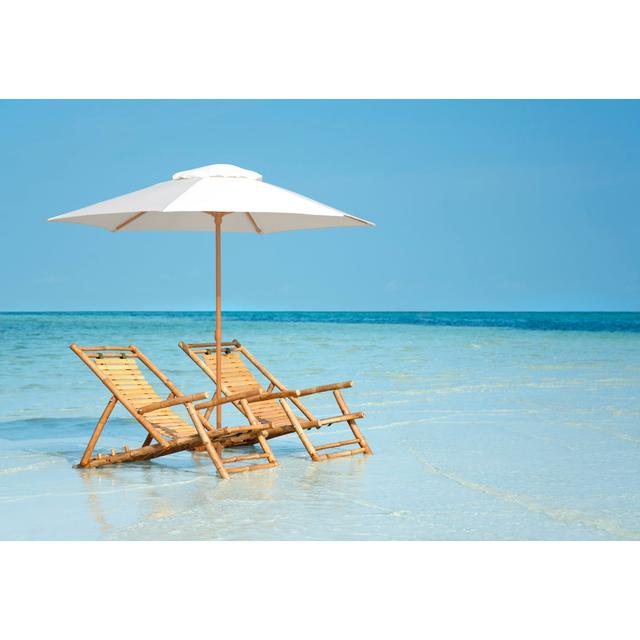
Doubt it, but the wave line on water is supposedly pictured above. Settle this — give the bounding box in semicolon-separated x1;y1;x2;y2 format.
414;452;640;540
0;474;208;504
0;460;58;476
567;421;640;446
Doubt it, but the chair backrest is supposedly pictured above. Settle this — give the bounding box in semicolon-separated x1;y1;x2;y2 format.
205;349;263;396
70;344;194;438
180;340;303;425
93;349;163;407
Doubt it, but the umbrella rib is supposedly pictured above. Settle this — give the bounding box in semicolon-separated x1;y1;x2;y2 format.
245;212;263;234
344;213;376;227
112;211;146;232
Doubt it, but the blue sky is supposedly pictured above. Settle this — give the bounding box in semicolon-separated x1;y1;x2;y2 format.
0;100;638;311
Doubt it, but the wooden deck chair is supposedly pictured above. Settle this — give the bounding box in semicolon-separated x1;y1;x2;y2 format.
70;344;279;479
179;340;372;461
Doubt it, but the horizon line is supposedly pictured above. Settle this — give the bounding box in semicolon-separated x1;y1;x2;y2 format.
0;309;638;314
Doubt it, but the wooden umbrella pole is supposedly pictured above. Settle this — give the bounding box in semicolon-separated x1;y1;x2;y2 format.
214;212;223;430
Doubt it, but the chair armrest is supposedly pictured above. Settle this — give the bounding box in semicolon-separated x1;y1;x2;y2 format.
195;388;272;410
296;381;353;398
245;389;301;403
137;392;208;414
195;388;301;411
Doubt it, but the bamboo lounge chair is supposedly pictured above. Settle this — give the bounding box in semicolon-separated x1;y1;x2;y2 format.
70;344;279;479
179;340;372;461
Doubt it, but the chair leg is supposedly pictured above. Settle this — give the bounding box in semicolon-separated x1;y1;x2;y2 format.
279;399;322;461
185;405;229;479
334;390;373;455
217;432;279;474
79;396;117;467
274;393;372;462
210;400;279;474
257;431;277;465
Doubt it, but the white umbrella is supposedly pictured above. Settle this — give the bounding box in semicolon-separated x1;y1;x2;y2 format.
49;163;375;427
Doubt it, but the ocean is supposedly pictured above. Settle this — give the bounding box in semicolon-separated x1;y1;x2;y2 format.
1;311;639;540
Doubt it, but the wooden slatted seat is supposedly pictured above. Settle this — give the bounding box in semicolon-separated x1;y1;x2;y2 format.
70;344;279;479
179;340;373;462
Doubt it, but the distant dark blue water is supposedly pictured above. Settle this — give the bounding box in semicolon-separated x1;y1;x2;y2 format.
1;311;639;333
224;311;640;332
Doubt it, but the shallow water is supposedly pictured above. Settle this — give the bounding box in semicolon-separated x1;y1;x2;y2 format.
1;311;639;540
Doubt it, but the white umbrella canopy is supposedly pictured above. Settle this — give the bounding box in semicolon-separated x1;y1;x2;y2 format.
49;163;373;233
49;163;375;428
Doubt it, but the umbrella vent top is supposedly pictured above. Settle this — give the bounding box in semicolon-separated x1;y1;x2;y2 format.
172;163;263;182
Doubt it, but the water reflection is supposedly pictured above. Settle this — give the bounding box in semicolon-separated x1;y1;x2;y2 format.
77;445;284;538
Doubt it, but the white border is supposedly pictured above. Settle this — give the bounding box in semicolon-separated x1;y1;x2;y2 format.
1;1;639;97
1;542;639;639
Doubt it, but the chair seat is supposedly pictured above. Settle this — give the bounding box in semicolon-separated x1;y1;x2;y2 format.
146;412;197;439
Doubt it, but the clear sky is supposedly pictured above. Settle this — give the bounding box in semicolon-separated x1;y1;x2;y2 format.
0;100;638;311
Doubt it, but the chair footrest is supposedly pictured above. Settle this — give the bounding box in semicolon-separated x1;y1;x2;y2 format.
315;438;360;452
319;447;367;460
226;461;278;474
222;452;270;465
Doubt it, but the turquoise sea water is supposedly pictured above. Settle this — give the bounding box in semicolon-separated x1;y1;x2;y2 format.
1;311;639;540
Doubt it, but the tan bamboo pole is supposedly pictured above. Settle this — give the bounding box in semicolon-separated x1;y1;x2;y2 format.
137;392;208;414
315;438;360;451
238;399;278;466
316;411;364;425
81;346;135;351
279;399;321;461
296;381;353;397
194;387;300;410
80;432;212;468
323;447;367;460
222;452;270;464
214;212;223;430
256;433;277;465
78;395;117;467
